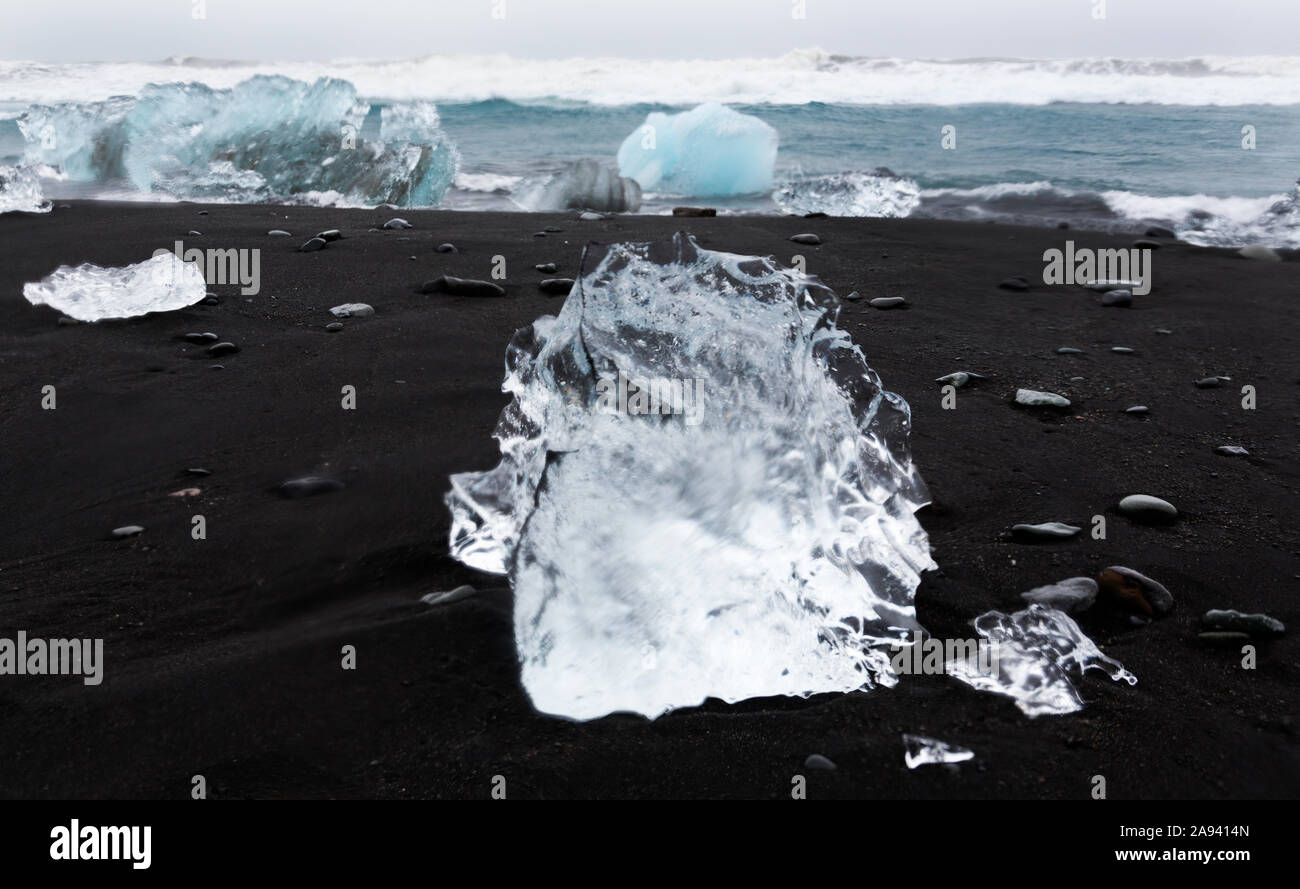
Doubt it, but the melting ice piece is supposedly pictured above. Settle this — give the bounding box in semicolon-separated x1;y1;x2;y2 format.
774;170;921;218
514;159;642;213
946;604;1136;717
617;103;778;197
902;733;974;769
17;76;459;206
0;164;51;214
446;233;934;720
23;253;207;321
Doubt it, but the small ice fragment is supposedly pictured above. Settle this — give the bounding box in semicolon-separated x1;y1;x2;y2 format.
946;604;1136;717
23;252;207;322
0;164;51;214
903;734;974;769
421;584;476;606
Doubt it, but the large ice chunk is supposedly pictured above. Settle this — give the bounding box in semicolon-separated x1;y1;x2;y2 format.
23;253;207;321
946;604;1137;717
0;164;51;214
446;233;933;720
17;76;458;206
514;159;642;213
617;103;778;197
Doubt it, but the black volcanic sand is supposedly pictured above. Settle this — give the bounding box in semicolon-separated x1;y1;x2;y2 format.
0;202;1297;799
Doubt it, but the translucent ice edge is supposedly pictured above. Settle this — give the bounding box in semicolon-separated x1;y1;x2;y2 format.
446;232;935;720
946;604;1137;717
23;252;208;321
0;164;51;214
903;733;974;769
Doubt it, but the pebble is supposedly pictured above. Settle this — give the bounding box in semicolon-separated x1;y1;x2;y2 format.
437;243;458;253
202;295;220;305
1238;244;1281;262
997;276;1030;291
421;585;476;606
789;233;821;245
111;525;144;539
169;487;201;497
578;211;606;221
383;218;413;229
1133;239;1161;249
315;229;343;241
803;754;837;771
1202;609;1285;636
545;226;563;233
420;276;506;298
330;303;374;318
1144;225;1176;238
539;278;574;295
1197;631;1251;646
1098;566;1174;616
870;296;906;309
1111;346;1134;354
1056;347;1083;355
1125;405;1149;415
1155;328;1172;335
57;316;81;326
1215;445;1249;457
1011;522;1082;540
187;230;201;236
1194;377;1222;389
535;262;557;272
934;371;984;388
1084;279;1142;292
185;468;211;476
533;231;547;238
278;476;344;499
299;237;328;252
207;341;239;357
184;332;219;343
843;290;863;301
1019;576;1098;612
1118;493;1177;522
326;322;344;332
1015;388;1070;408
268;229;292;236
1100;289;1132;307
197;210;208;216
672;206;717;217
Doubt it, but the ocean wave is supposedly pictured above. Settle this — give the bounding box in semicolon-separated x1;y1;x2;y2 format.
3;51;1300;106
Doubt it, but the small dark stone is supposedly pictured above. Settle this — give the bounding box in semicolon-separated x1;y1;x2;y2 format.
535;262;558;273
202;295;220;305
803;754;837;771
207;342;239;357
533;231;547;238
299;237;328;252
1195;377;1222;389
315;229;343;241
1145;225;1176;238
436;243;458;253
790;233;821;245
998;277;1030;291
539;278;575;295
188;230;202;236
1101;289;1133;307
1134;239;1161;249
1056;221;1070;229
672;206;717;217
870;296;906;309
326;322;344;332
185;468;211;476
383;218;412;230
197;210;208;216
420;276;506;298
184;332;219;343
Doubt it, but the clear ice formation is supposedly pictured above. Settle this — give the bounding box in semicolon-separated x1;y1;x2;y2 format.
23;252;207;321
946;604;1137;718
16;76;458;206
902;733;974;769
0;164;51;214
514;159;642;213
773;170;921;218
446;233;934;720
617;103;778;197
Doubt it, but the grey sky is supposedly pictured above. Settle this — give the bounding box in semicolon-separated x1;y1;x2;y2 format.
3;0;1297;62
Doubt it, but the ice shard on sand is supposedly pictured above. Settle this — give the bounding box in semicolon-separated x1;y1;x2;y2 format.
446;233;934;720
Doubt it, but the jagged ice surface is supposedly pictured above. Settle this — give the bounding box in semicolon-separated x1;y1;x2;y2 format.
0;164;51;213
617;103;778;197
23;253;208;321
774;170;921;218
513;159;642;213
16;76;458;206
946;605;1137;717
446;233;933;720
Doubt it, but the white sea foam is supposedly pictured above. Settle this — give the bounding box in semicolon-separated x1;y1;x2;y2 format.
3;51;1300;106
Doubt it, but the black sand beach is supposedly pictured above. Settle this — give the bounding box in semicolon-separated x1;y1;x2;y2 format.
1;202;1296;799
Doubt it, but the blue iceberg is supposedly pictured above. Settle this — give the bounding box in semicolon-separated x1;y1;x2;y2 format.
616;103;778;198
16;76;459;207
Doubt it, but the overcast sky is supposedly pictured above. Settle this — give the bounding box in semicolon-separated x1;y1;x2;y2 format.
3;0;1297;62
